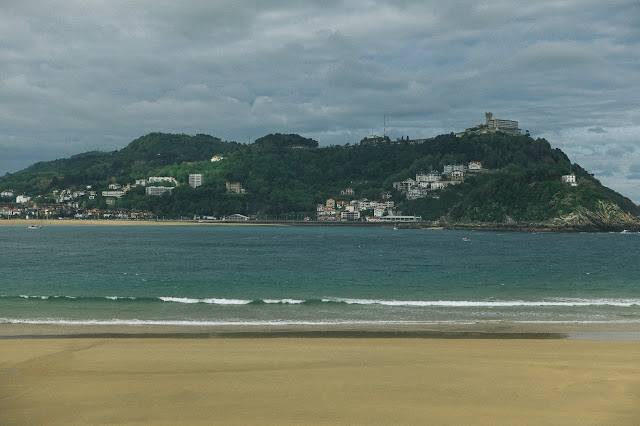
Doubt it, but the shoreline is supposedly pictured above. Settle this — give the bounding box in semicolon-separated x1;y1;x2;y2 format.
3;217;638;232
3;321;640;341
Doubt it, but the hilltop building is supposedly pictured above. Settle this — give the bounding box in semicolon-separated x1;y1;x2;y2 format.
484;112;520;134
458;112;521;137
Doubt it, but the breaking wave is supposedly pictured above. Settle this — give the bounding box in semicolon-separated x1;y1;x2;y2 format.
4;295;640;307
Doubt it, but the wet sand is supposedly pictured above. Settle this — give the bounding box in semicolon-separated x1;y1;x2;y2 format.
1;334;639;425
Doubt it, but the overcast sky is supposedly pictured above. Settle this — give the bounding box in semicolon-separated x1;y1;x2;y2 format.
1;1;639;202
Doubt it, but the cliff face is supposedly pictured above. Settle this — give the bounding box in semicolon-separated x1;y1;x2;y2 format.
441;199;640;232
548;201;640;231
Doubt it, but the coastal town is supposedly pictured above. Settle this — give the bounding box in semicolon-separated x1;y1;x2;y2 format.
316;161;485;222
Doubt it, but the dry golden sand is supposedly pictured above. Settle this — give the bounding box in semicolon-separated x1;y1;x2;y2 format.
1;337;639;425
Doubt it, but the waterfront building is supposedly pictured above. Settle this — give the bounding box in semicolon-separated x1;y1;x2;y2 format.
225;214;249;221
378;215;422;222
341;211;361;221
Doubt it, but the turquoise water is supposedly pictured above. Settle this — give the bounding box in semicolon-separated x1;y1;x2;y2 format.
1;225;639;326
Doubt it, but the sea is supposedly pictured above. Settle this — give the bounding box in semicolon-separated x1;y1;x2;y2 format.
1;224;639;329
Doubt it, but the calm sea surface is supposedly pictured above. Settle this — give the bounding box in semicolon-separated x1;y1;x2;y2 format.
1;225;639;326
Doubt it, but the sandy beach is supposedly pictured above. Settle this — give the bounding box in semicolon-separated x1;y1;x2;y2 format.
0;219;251;226
1;333;639;425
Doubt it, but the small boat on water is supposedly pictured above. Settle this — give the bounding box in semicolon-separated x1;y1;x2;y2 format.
28;224;42;229
462;237;470;241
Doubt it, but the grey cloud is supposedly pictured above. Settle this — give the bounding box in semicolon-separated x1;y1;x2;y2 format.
627;173;640;181
586;162;620;177
629;164;640;175
606;145;636;157
513;41;602;70
1;0;640;202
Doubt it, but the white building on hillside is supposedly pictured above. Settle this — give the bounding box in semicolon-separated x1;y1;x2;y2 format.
146;187;174;196
562;174;577;186
468;162;482;172
148;177;176;184
101;191;125;198
189;174;203;188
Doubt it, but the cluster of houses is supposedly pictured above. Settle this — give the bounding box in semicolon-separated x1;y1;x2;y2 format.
2;187;94;219
0;174;195;219
0;201;154;221
100;176;184;202
100;174;208;203
0;170;250;220
316;195;397;221
393;162;484;200
314;162;484;221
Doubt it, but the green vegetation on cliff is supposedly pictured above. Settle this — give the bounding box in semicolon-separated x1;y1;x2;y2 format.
1;131;638;228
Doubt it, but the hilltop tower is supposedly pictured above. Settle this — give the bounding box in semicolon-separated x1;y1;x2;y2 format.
485;112;493;126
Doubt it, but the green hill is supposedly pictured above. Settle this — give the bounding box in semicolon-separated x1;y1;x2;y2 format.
1;131;638;230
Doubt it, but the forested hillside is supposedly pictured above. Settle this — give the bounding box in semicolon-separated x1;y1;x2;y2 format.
1;131;639;228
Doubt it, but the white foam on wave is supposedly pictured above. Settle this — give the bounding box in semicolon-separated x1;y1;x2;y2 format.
0;318;472;326
10;295;640;308
158;297;201;304
159;297;252;305
3;317;640;327
263;299;305;304
323;297;640;307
